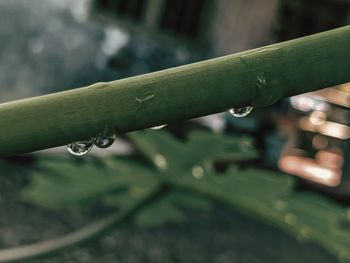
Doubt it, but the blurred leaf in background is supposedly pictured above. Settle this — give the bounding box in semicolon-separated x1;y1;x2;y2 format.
18;130;350;262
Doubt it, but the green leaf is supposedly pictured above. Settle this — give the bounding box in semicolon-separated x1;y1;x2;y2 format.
127;130;258;171
134;190;213;227
134;199;186;227
22;156;159;208
171;166;350;262
19;130;350;261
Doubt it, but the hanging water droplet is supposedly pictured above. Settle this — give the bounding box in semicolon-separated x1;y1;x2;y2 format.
94;135;115;148
67;139;94;156
151;124;167;130
94;125;116;148
229;106;254;117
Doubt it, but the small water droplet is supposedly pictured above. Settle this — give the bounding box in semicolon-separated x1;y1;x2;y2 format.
229;106;254;117
67;139;94;156
151;124;167;130
94;136;115;148
192;165;204;179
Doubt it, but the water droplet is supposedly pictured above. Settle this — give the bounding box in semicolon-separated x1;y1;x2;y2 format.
229;106;254;117
67;139;94;156
151;124;167;130
95;135;115;149
94;126;116;148
94;136;115;148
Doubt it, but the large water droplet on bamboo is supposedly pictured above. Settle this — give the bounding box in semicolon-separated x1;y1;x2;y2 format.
229;106;254;117
67;139;94;156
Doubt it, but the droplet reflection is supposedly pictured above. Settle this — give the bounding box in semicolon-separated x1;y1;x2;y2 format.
229;106;254;117
151;124;167;130
67;139;94;156
94;135;116;148
94;126;116;149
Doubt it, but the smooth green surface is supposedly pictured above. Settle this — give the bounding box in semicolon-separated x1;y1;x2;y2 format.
1;26;350;156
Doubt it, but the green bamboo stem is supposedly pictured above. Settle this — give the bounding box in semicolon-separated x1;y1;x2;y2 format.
1;26;350;156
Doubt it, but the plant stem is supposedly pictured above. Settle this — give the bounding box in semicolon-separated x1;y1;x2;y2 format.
1;26;350;156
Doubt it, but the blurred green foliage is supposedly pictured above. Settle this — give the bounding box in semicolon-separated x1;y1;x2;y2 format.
18;130;350;262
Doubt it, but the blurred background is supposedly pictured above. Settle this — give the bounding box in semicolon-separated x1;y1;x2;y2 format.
1;0;350;262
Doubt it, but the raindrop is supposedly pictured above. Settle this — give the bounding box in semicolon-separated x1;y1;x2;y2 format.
229;106;254;117
151;124;167;130
94;136;115;148
67;139;94;156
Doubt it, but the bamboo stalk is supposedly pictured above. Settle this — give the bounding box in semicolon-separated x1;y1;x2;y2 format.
1;26;350;157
